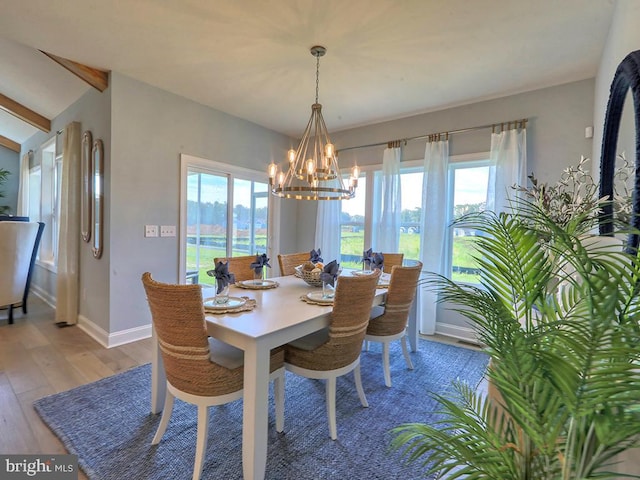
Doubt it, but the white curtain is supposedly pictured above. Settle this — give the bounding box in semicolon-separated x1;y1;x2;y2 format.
315;199;342;263
418;138;449;335
55;122;81;325
376;146;402;252
486;127;527;213
17;151;30;216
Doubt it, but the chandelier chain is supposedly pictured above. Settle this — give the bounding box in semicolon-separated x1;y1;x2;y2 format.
315;53;320;104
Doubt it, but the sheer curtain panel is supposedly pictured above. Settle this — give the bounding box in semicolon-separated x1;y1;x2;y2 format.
376;146;401;252
315;199;342;264
17;152;30;216
55;122;81;325
418;138;449;335
486;126;527;213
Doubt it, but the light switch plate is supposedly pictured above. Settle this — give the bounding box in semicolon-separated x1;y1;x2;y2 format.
145;225;158;237
160;225;176;237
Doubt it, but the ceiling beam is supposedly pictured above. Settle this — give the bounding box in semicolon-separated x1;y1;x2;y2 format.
41;51;109;92
0;134;20;153
0;93;51;132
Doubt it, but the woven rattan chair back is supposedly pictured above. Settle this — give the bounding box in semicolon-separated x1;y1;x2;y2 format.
367;262;422;337
277;252;311;276
286;271;380;371
141;272;243;396
213;255;257;282
381;253;404;274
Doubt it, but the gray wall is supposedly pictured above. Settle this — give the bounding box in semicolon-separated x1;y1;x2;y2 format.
108;73;293;333
0;146;19;214
21;85;111;316
295;79;596;250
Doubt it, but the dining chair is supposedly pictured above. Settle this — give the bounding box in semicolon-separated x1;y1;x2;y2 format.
213;255;257;282
284;270;381;440
364;262;422;387
141;272;285;480
381;253;404;274
0;221;40;324
277;252;310;276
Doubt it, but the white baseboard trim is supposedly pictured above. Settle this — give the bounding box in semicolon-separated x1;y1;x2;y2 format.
77;315;152;349
31;286;56;309
434;322;481;345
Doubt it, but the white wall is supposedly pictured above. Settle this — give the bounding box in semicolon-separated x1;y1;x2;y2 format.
593;0;640;172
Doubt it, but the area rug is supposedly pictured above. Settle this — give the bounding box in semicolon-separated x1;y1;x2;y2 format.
34;339;489;480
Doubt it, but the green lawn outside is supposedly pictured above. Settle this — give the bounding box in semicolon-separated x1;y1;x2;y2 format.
187;231;482;285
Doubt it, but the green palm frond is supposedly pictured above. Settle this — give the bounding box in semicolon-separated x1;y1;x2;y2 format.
392;195;640;479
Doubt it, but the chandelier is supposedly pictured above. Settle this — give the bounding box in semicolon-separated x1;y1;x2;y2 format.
268;46;359;200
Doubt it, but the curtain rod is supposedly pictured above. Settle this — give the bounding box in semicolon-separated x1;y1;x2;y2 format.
336;118;527;154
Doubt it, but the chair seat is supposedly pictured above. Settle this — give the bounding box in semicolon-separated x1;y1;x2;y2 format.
208;337;244;370
287;327;329;351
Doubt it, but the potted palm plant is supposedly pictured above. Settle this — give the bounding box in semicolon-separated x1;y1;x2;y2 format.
391;158;640;479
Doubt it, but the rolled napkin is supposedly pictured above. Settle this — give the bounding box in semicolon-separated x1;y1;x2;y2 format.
320;260;340;287
309;248;323;263
250;253;271;275
207;261;234;293
371;252;384;271
362;248;373;268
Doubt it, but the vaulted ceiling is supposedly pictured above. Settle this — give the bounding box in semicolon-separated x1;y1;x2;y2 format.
0;0;615;151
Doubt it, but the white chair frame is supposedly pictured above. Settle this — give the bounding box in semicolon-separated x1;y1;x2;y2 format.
364;329;414;388
285;357;367;440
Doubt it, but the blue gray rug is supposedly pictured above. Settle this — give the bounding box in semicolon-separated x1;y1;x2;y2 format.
34;339;489;479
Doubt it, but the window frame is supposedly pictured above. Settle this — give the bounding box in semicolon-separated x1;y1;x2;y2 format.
179;153;275;285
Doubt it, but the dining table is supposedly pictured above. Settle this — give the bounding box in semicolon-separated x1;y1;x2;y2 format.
149;270;419;480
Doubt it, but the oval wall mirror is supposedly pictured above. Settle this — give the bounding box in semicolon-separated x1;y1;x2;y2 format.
599;49;640;251
81;130;93;242
92;139;104;259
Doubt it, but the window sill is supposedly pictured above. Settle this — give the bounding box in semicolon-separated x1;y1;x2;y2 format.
36;259;58;274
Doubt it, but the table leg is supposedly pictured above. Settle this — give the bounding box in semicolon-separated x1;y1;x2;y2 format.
151;326;166;414
407;298;419;352
242;341;271;480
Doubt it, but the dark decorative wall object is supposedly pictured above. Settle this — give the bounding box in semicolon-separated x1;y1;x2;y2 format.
599;49;640;251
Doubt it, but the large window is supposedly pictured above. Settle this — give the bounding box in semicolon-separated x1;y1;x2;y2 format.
447;161;489;283
181;155;270;286
338;153;488;284
28;136;62;268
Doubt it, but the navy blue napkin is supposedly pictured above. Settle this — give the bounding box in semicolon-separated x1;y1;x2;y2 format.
207;261;234;293
362;248;373;268
320;260;340;287
371;252;384;271
310;248;323;263
250;253;271;275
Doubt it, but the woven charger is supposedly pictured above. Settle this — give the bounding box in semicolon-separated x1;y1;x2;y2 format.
299;294;333;306
294;265;324;287
204;297;257;314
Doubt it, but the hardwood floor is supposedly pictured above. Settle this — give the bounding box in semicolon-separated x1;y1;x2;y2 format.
0;296;152;480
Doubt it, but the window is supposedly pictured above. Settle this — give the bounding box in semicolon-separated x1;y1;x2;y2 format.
29;137;62;268
181;155;271;286
447;161;489;284
337;153;488;284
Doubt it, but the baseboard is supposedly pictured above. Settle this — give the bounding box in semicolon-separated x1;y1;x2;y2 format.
31;285;56;309
77;315;152;349
434;322;481;345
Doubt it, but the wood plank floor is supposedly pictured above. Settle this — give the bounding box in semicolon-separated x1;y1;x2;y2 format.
0;297;152;480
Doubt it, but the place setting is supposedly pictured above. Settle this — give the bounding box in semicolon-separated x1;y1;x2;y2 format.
300;258;339;306
352;249;391;287
234;253;279;290
205;261;257;313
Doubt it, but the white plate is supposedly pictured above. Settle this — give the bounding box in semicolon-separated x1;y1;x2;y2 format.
238;279;278;288
306;291;334;305
203;296;246;309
